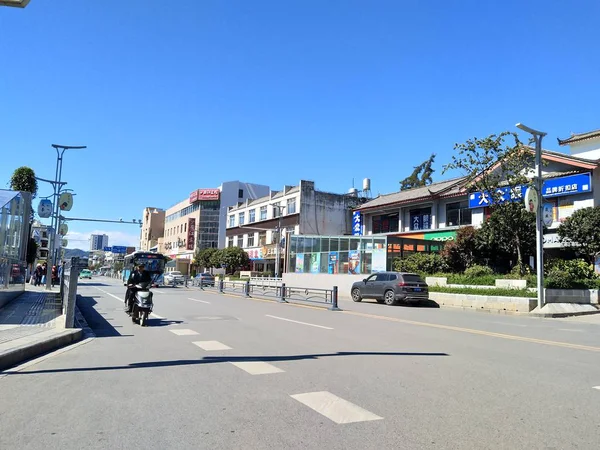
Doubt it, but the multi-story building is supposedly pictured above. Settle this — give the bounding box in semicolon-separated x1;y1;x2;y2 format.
31;221;50;264
139;207;165;252
90;234;109;251
162;181;270;274
225;180;365;275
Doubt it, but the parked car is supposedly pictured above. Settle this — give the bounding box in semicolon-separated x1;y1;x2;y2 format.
164;271;184;286
193;272;215;287
350;272;428;306
80;269;92;279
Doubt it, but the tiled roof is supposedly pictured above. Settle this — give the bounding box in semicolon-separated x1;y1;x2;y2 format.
357;177;467;210
557;129;600;146
539;148;598;166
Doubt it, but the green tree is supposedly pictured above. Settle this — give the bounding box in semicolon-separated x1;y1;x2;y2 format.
475;202;536;274
399;154;436;191
557;206;600;263
9;166;38;198
113;261;124;272
218;247;249;274
194;248;217;269
440;226;478;272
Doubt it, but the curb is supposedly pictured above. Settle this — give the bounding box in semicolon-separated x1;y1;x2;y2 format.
529;310;600;318
0;329;83;372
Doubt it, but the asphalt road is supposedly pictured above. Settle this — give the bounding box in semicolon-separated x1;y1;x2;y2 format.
1;277;599;449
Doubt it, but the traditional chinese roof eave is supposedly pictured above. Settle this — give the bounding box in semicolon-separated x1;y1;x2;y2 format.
557;129;600;146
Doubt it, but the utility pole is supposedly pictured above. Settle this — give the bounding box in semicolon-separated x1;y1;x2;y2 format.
516;123;547;310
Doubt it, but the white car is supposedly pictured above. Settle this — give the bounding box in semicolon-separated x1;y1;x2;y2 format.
164;271;184;286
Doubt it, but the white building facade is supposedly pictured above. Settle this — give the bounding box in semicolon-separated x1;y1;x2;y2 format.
90;234;109;251
226;180;364;275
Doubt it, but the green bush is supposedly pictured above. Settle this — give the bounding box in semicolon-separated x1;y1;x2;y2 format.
464;265;494;278
429;286;536;298
544;270;599;289
545;258;596;280
393;253;449;275
445;273;497;286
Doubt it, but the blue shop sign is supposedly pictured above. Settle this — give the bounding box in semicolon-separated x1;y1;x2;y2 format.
352;211;362;236
468;172;592;209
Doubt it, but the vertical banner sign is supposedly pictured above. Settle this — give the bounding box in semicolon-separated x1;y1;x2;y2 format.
187;218;195;250
352;211;362;236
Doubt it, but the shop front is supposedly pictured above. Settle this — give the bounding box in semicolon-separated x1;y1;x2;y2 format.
247;244;281;275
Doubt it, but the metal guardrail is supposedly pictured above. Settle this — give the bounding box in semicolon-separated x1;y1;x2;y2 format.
194;278;340;311
60;256;86;328
249;277;282;287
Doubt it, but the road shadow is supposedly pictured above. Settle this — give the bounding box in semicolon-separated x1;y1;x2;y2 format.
77;295;131;338
2;351;449;375
77;282;112;287
146;318;184;327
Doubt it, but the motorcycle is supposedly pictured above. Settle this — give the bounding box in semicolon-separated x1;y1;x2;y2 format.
129;281;153;327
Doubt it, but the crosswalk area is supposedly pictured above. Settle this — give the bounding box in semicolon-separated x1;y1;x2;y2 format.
168;325;385;425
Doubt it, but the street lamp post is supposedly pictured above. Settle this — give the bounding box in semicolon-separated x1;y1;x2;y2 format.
516;123;547;310
272;204;286;278
44;144;86;289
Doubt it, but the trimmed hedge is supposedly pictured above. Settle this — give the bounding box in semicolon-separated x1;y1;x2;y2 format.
429;286;536;298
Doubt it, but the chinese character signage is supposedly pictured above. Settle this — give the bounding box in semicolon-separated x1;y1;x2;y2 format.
187;218;195;250
468;173;592;209
190;188;221;203
352;211;362;236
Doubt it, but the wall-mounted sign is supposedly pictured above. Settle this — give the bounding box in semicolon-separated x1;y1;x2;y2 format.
58;192;73;211
190;188;221;203
352;211;362;236
38;199;52;218
59;223;69;236
468;172;593;209
187;218;195;250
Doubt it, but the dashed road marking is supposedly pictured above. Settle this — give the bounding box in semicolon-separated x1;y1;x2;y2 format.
265;315;333;330
188;298;211;304
170;329;199;336
153;290;166;294
593;386;600;390
290;391;383;424
230;361;284;375
150;313;165;319
192;340;232;351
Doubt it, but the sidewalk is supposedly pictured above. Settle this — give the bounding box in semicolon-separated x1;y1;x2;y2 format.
0;287;82;371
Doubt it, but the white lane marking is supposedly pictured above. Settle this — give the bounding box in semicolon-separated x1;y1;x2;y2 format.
593;386;600;390
170;329;199;336
153;290;165;294
290;391;383;424
188;298;211;304
150;313;165;319
558;329;584;332
230;361;284;375
192;340;232;351
265;315;333;330
93;287;123;302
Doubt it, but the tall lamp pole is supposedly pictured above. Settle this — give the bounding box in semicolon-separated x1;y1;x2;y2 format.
45;144;86;289
271;204;286;278
516;123;547;310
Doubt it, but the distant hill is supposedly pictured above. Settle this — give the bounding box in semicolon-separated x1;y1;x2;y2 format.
63;248;89;260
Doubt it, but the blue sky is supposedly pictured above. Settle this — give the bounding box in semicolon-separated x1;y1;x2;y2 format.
2;0;599;248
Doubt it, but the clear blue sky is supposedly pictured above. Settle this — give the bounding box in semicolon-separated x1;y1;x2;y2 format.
2;0;599;248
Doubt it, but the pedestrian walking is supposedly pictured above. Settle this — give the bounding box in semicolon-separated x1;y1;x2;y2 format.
51;265;58;287
41;262;47;285
34;264;42;286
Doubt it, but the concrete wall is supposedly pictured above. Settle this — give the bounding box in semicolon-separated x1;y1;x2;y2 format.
282;273;365;297
545;289;599;304
430;292;537;313
299;181;357;236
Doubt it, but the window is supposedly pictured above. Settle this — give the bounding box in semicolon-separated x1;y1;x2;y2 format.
239;212;245;226
409;207;432;231
247;233;255;247
273;202;281;218
372;213;399;234
238;188;244;199
287;197;296;214
260;206;267;220
184;223;187;232
259;231;267;246
228;215;235;227
237;235;245;247
445;201;472;226
249;209;256;223
227;237;233;248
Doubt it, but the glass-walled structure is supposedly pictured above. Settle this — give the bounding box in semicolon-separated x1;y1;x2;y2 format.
286;234;444;275
0;190;32;308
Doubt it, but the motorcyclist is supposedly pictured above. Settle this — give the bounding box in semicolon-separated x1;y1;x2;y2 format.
125;263;152;314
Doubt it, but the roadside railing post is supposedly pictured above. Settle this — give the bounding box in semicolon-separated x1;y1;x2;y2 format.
219;279;224;293
330;286;341;311
245;280;250;297
279;282;288;303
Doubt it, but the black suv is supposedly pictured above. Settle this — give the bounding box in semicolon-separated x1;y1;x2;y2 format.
350;272;428;306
